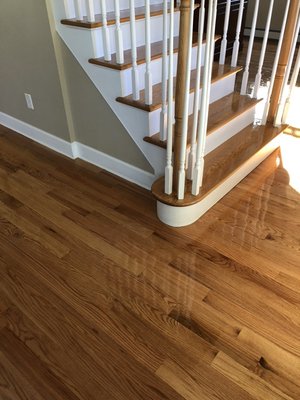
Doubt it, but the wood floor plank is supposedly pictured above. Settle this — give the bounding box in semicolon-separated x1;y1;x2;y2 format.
0;351;45;400
0;125;299;399
211;352;292;400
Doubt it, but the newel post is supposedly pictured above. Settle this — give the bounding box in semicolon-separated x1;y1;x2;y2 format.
173;0;192;192
267;0;300;123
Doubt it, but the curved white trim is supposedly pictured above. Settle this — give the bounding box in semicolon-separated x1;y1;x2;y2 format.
157;133;283;227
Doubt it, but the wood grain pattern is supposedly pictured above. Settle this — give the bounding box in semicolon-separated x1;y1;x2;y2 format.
144;92;262;149
116;63;242;112
61;3;178;29
89;34;200;71
152;123;287;206
0;124;299;399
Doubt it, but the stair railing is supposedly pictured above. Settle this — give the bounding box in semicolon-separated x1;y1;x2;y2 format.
169;0;218;199
267;0;300;124
274;11;300;126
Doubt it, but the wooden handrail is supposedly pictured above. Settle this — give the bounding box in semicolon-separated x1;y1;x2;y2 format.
173;0;192;193
267;0;300;123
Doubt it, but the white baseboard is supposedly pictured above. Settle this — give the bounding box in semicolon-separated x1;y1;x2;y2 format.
0;111;74;159
244;28;300;42
0;112;156;190
72;142;155;189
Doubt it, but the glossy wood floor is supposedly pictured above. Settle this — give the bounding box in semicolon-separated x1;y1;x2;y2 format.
0;124;300;399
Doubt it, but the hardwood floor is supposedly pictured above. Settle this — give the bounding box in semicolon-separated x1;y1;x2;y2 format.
0;124;299;399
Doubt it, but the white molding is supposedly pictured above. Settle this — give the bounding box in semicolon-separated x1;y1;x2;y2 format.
157;133;283;227
72;142;156;190
0;111;75;158
0;112;156;190
244;28;300;42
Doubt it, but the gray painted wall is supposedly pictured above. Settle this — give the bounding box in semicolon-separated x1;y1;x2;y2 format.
59;39;153;172
0;0;70;140
0;0;153;172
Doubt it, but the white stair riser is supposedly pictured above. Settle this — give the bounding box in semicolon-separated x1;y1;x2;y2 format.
205;107;257;155
64;0;168;16
92;13;180;57
148;74;237;136
120;44;205;96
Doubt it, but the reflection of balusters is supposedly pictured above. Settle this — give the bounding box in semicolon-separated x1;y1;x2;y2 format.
240;0;260;95
164;0;175;195
114;0;124;64
231;0;244;68
261;0;291;124
219;0;231;65
188;0;205;180
160;0;169;141
100;0;112;61
253;0;274;98
129;0;140;100
86;0;96;22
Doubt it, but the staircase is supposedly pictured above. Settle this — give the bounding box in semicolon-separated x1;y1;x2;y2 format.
50;0;300;227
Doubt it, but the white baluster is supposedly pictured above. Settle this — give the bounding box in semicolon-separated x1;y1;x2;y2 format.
192;0;218;196
144;0;153;105
164;0;175;195
129;0;140;100
253;0;274;98
114;0;124;64
283;45;300;123
177;0;195;200
86;0;95;22
100;0;112;61
261;0;291;124
160;0;169;141
63;0;73;18
219;0;231;65
240;0;260;95
275;13;300;126
75;0;84;20
188;0;205;179
231;0;244;67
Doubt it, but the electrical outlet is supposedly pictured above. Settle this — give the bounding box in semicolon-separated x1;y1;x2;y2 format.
24;93;34;110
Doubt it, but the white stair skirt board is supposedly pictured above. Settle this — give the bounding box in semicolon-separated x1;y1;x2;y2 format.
0;112;156;190
156;133;283;227
204;107;256;155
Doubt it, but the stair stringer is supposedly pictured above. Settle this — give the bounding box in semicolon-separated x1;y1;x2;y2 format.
51;0;172;181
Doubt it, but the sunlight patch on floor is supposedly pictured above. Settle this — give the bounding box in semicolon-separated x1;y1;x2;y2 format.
280;134;300;193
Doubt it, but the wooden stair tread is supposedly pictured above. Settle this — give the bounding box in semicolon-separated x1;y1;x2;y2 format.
152;123;288;207
61;3;179;29
144;92;262;149
116;63;243;112
89;34;203;71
